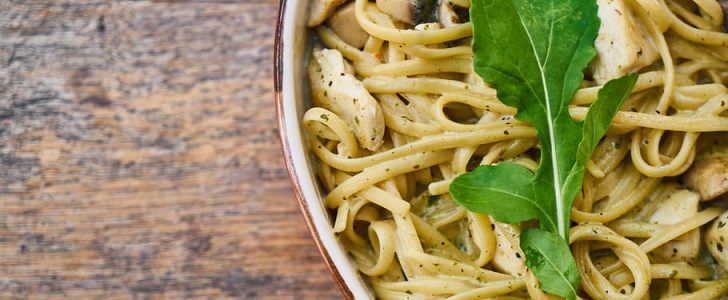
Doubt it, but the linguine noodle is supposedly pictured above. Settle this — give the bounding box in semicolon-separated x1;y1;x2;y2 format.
303;0;728;298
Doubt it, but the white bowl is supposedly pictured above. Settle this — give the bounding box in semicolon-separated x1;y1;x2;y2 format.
274;0;374;298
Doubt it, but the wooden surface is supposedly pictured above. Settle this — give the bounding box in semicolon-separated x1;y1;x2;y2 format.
0;1;340;299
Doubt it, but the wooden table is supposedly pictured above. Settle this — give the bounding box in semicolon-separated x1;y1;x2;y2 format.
0;1;340;299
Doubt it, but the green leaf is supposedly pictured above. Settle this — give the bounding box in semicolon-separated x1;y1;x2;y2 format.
563;73;639;208
521;228;580;300
471;0;600;237
450;163;550;226
447;0;640;298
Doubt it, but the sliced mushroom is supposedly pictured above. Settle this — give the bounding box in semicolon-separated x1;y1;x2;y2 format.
376;0;438;25
308;48;385;151
438;0;469;28
589;0;659;83
308;0;348;27
705;210;728;271
490;221;527;276
647;188;702;262
327;2;370;49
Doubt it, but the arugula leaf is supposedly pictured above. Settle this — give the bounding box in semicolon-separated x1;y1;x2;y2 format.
449;163;543;225
562;73;638;210
470;0;601;237
521;228;580;300
449;0;639;298
450;75;637;236
452;75;636;298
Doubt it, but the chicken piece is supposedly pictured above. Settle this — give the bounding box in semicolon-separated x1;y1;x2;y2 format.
648;188;702;262
654;229;702;263
376;0;437;25
490;221;527;276
308;49;385;151
705;210;728;271
327;2;370;49
648;189;701;225
308;0;348;27
589;0;659;83
685;142;728;201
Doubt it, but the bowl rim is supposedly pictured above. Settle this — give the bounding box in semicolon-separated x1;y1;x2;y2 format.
274;0;357;298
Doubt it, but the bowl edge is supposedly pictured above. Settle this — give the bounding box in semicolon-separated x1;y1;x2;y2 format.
274;1;358;298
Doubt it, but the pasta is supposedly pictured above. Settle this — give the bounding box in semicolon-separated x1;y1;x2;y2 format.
303;0;728;298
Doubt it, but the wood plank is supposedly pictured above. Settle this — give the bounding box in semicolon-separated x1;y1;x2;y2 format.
0;1;340;298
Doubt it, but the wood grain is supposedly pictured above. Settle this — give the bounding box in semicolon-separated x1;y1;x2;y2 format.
0;1;340;299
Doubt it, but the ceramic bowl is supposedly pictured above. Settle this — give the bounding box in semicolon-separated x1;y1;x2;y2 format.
274;0;374;298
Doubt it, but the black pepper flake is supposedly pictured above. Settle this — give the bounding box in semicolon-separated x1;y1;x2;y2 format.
504;130;509;135
413;164;420;169
718;243;723;252
515;253;521;259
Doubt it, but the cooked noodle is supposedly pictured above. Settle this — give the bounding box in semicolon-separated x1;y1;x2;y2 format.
303;0;728;298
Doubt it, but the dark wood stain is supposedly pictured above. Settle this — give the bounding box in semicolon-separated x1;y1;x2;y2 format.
0;1;340;299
